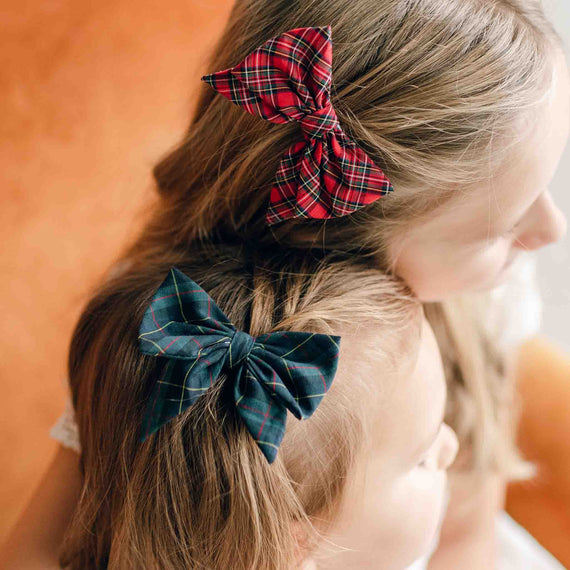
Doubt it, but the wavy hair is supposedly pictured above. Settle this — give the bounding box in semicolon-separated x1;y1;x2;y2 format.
112;0;561;475
60;248;421;568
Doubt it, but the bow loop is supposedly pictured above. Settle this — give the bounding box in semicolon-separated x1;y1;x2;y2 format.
138;268;341;463
202;26;333;125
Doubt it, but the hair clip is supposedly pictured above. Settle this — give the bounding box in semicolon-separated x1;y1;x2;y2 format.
202;25;393;226
138;268;340;463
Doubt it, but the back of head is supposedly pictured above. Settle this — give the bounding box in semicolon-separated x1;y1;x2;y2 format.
144;0;559;258
61;247;421;569
129;0;558;478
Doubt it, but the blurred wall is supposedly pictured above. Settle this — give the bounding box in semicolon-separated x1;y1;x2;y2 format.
506;338;570;567
539;0;570;352
0;0;233;540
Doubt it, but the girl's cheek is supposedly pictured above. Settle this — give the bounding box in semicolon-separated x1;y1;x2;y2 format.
400;470;448;540
465;238;512;281
407;463;447;496
393;235;512;300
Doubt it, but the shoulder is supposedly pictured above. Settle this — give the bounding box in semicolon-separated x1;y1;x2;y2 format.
489;255;542;348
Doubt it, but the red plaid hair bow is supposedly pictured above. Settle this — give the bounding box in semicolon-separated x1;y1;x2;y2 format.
201;25;393;226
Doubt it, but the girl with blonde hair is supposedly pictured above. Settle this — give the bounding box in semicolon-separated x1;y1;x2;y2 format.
2;0;568;567
60;250;458;568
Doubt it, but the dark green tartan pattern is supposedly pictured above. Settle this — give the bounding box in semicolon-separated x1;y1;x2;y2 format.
138;268;341;463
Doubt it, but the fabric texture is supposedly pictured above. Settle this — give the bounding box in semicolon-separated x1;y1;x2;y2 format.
138;267;340;463
201;25;393;225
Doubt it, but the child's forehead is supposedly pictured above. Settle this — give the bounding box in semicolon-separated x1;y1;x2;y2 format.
350;318;445;454
335;315;432;396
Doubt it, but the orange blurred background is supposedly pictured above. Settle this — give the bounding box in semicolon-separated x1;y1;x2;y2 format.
0;0;233;540
1;1;569;567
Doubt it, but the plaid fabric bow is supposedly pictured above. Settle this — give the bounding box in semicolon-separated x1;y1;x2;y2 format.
138;268;340;463
201;25;393;226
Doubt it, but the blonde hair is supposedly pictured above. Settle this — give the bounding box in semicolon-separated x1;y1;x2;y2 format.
139;0;560;250
61;248;421;569
114;0;561;476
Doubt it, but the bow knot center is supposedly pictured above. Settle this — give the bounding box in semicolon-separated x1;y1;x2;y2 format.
225;331;255;370
300;103;340;138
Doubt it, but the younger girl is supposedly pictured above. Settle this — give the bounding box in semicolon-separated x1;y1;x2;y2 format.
58;250;456;568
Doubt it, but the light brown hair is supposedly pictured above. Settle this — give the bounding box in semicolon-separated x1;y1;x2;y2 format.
61;0;562;564
119;0;560;475
60;247;421;569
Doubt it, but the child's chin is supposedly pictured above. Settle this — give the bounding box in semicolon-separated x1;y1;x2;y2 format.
492;261;517;287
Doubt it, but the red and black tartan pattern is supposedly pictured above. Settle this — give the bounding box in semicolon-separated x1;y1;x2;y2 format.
201;25;393;226
138;268;341;463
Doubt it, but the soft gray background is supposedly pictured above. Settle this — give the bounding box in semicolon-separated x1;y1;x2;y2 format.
536;0;570;352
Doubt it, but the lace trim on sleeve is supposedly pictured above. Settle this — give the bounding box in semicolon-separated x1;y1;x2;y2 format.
49;396;81;453
49;260;133;454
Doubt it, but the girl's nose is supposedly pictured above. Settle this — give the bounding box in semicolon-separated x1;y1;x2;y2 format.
514;191;567;250
438;424;459;471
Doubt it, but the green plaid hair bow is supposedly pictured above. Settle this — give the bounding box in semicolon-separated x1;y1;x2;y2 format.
138;268;341;463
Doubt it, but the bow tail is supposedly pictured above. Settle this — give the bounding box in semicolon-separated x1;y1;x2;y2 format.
266;132;393;225
295;139;335;219
140;356;224;443
233;368;288;463
266;138;331;224
325;133;393;215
